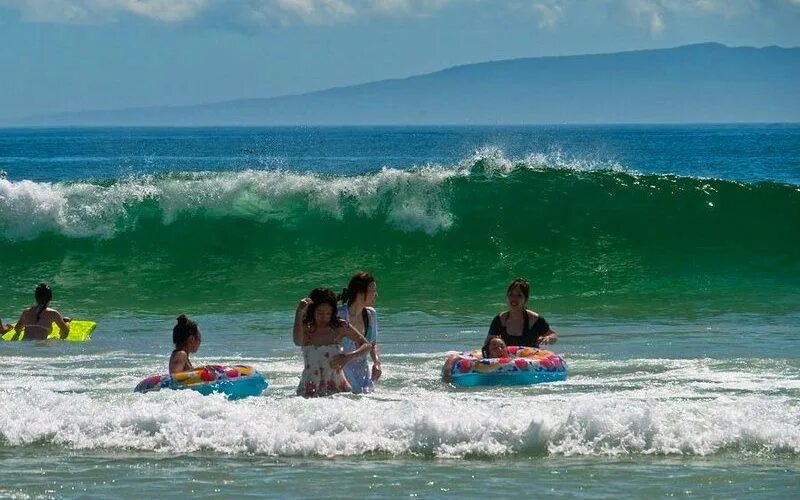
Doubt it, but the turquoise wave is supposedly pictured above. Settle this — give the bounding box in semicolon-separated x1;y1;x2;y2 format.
1;161;798;315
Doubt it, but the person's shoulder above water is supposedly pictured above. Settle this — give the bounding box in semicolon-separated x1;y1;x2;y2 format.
14;283;71;339
485;277;558;346
169;314;201;374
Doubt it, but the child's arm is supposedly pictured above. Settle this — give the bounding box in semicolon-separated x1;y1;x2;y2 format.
343;323;370;356
367;308;381;380
52;310;71;339
13;310;27;334
293;298;312;346
169;351;190;374
330;323;370;370
442;355;459;384
370;343;382;381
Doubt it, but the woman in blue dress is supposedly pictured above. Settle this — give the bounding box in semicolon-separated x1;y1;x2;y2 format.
338;272;382;393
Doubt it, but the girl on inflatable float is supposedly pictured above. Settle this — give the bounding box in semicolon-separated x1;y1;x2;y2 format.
135;314;268;399
170;314;201;373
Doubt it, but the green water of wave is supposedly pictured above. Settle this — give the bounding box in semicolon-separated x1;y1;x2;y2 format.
1;167;798;316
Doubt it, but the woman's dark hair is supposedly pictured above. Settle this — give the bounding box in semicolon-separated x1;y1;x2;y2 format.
173;314;199;348
34;282;52;321
338;271;375;306
506;278;531;302
305;288;341;327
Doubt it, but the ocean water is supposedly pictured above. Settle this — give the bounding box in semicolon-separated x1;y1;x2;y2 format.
0;125;798;498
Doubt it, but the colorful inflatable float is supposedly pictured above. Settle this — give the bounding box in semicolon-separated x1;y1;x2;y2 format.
444;346;567;387
134;365;268;400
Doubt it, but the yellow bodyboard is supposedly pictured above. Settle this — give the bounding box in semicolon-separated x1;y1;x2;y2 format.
2;320;97;342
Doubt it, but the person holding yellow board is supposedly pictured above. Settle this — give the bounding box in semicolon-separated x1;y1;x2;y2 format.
12;283;71;340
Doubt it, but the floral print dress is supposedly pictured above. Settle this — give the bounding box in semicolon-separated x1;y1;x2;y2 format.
297;344;352;397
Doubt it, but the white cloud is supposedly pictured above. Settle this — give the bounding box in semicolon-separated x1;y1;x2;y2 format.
0;0;797;27
110;0;211;22
531;1;565;28
649;8;663;34
243;0;356;26
371;0;451;17
0;0;212;23
0;0;446;25
0;0;93;23
516;0;800;35
278;0;355;22
624;0;665;35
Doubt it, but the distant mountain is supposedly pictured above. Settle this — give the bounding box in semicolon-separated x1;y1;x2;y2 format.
7;43;800;126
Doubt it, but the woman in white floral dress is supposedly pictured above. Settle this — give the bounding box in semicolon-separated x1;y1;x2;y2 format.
293;288;370;397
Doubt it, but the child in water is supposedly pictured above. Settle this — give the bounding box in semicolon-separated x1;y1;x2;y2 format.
13;283;70;340
1;317;11;334
482;336;510;358
294;288;370;397
169;314;201;374
442;336;510;384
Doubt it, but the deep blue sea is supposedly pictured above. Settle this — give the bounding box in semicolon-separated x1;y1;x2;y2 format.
1;125;799;498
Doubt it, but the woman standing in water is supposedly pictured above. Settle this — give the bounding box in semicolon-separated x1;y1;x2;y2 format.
294;287;370;397
13;283;70;340
484;278;557;349
338;272;382;393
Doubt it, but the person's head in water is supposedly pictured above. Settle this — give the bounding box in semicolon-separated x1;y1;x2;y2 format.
482;336;509;359
173;314;201;353
34;283;53;321
35;283;52;306
339;272;377;307
505;278;531;310
305;288;340;327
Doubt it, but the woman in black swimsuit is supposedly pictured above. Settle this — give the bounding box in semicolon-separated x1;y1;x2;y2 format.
484;278;558;349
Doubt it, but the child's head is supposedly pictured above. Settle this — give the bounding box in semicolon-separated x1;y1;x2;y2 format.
339;271;377;307
34;282;52;306
482;336;509;358
173;314;201;353
305;288;340;327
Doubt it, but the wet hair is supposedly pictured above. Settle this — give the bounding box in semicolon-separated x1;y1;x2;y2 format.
305;288;341;327
338;271;375;306
34;283;53;321
173;314;199;348
482;335;507;358
506;278;531;302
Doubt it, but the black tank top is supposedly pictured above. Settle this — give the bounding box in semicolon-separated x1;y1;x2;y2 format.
488;312;550;347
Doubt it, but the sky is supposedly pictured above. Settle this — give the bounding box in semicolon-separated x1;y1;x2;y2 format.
1;0;799;119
